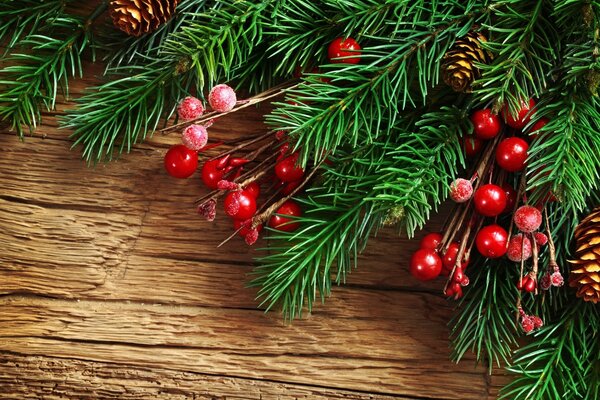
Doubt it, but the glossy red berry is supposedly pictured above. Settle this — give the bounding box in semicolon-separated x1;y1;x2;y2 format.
420;232;443;252
164;145;198;179
528;117;549;140
328;37;361;64
463;137;483;158
471;109;502;140
269;200;302;232
244;182;260;199
524;277;537;293
474;184;507;217
234;219;263;237
275;153;305;182
502;98;536;129
409;249;442;281
450;178;473;203
224;190;257;220
441;242;460;270
501;183;517;214
514;205;542;233
201;158;226;189
496;137;529;172
476;224;508;258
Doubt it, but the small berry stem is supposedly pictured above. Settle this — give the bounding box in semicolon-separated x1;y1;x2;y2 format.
443;216;474;294
531;233;539;295
207;130;276;162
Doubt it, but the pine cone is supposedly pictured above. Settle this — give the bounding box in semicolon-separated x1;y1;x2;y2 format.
441;32;493;92
109;0;178;37
568;207;600;303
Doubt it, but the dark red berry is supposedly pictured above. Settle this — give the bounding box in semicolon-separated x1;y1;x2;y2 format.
280;179;302;196
502;98;536;129
476;224;508;258
463;137;483;158
234;219;263;237
224;190;257;220
442;242;461;271
420;232;443;252
471;109;502;140
521;315;535;333
275;153;305;182
474;184;507;217
201;158;226;189
244;182;261;199
328;37;361;64
496;137;529;172
523;277;537;293
164;145;198;179
502;183;517;214
528;117;549;140
409;249;442;281
269;200;302;232
534;232;548;246
514;205;542;233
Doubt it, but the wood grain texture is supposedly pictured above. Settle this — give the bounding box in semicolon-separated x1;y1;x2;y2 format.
0;56;503;399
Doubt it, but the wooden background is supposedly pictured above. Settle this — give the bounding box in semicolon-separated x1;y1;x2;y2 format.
0;61;508;398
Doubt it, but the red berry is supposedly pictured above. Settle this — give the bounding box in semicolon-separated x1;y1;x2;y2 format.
275;153;305;182
164;145;198;179
507;234;533;262
181;124;208;151
502;98;536;129
450;178;473;203
420;232;443;252
234;219;263;237
524;277;537;293
328;37;361;64
528;117;549;140
177;96;204;120
532;316;543;328
463;137;483;158
534;232;548;246
269;200;302;232
409;249;442;281
201;158;226;189
501;183;517;214
441;242;461;270
476;224;508;258
280;179;302;196
244;182;261;199
521;315;535;333
514;205;542;233
496;137;529;172
208;84;237;112
471;109;502;140
224;190;257;220
474;184;507;217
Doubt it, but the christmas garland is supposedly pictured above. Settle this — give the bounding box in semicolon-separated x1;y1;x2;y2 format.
1;1;600;398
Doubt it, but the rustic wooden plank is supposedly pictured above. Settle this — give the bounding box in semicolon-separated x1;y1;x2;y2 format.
0;295;488;399
0;353;414;400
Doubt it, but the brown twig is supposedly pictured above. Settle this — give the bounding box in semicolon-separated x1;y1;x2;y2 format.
207;130;276;161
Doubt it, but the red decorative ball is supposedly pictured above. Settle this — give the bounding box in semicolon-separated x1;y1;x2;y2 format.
201;158;225;189
534;232;548;246
234;219;263;237
420;232;443;252
501;183;517;214
496;137;529;172
450;178;473;203
177;96;204;120
514;205;542;233
244;182;260;199
474;184;507;217
224;190;257;220
208;84;237;112
507;234;532;262
275;153;305;182
471;109;502;140
476;224;508;258
269;200;302;232
463;137;483;158
409;249;442;281
181;124;208;151
327;37;361;64
502;98;536;129
528;117;549;140
164;145;198;179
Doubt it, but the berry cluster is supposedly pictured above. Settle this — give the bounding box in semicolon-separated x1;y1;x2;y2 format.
518;307;543;334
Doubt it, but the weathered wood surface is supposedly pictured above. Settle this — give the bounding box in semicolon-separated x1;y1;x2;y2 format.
0;61;506;399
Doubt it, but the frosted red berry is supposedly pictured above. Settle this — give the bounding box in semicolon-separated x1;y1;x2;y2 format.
409;249;442;281
534;232;548;246
177;96;204;120
420;232;443;252
269;200;302;232
471;109;502;140
514;205;542;233
507;234;532;262
208;84;237;112
521;315;535;333
502;98;536;129
476;224;508;258
450;178;473;203
197;199;216;222
496;137;529;172
474;184;507;217
224;190;257;220
275;153;305;182
181;124;208;151
532;316;543;329
164;144;198;179
328;37;361;64
234;219;263;237
463;137;483;158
